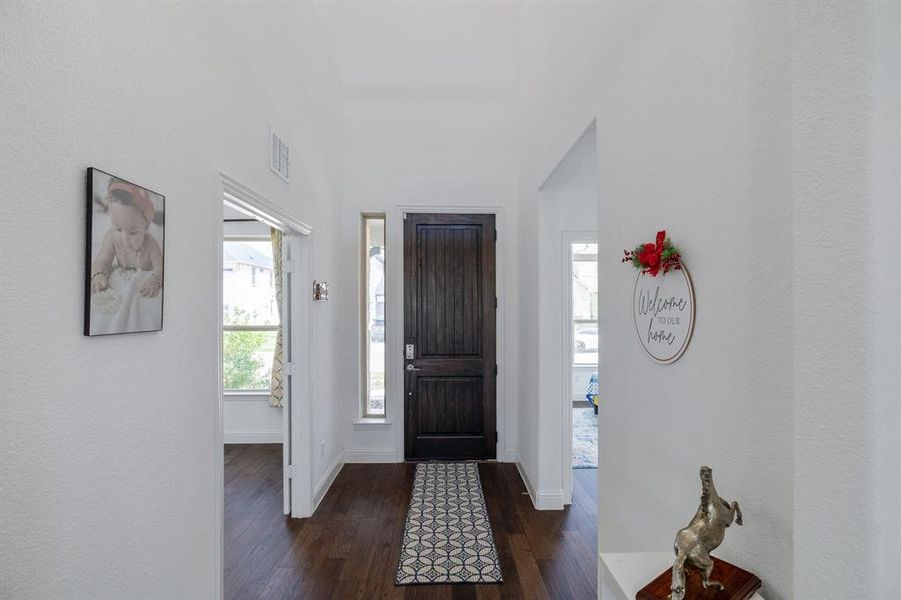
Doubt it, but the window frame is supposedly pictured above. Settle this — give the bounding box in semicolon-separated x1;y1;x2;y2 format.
360;214;387;419
222;235;279;393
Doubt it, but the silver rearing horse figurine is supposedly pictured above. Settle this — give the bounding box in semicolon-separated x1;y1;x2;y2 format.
670;466;743;600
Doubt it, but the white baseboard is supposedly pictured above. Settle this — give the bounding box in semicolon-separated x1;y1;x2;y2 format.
343;447;400;463
515;461;537;505
535;488;565;510
498;447;518;463
224;429;282;444
515;461;564;510
313;451;344;512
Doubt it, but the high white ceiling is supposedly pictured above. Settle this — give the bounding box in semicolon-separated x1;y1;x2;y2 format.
341;2;517;91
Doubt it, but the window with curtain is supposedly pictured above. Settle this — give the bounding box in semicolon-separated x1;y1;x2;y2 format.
223;237;279;391
362;215;386;417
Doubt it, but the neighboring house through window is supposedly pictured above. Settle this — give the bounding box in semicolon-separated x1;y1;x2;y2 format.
223;237;279;392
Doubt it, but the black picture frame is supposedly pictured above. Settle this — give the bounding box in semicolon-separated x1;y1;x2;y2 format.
84;168;166;336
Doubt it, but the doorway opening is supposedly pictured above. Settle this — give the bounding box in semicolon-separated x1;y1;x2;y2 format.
221;207;290;508
214;175;314;597
568;239;599;471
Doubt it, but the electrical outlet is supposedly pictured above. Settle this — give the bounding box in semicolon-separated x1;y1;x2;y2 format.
319;440;326;459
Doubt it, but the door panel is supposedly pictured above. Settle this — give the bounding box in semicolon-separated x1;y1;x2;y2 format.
419;227;482;357
404;213;496;460
417;378;483;434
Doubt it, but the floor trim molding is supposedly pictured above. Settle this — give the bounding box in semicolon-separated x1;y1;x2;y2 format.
499;447;518;463
535;488;565;510
344;447;400;463
515;462;564;510
224;429;282;444
515;462;537;507
313;451;344;512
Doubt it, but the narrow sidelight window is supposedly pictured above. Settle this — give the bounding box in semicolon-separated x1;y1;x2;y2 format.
362;215;386;417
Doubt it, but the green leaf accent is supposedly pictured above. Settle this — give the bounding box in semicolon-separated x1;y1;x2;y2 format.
661;246;680;260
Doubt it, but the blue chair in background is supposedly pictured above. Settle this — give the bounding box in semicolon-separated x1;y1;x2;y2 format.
585;372;598;414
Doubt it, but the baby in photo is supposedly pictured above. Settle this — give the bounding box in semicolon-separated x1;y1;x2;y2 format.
91;178;163;297
87;172;165;335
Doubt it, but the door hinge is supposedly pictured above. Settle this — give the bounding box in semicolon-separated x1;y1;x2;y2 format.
285;361;297;377
494;364;498;375
494;431;498;443
284;258;294;274
494;229;498;242
494;297;498;309
285;465;295;479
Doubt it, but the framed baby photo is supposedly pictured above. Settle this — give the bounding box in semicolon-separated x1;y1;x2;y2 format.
84;168;165;336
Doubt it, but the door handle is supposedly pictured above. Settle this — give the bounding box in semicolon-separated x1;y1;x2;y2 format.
406;364;421;372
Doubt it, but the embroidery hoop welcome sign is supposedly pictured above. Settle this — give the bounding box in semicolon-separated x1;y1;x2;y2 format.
632;267;695;364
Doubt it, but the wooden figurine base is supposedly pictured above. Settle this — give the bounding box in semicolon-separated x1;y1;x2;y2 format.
636;557;761;600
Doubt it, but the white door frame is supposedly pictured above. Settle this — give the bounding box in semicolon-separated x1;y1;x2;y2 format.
213;173;314;597
388;205;509;462
561;231;598;505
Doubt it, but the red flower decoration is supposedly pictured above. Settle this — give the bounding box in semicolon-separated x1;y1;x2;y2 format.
637;231;666;275
622;230;681;277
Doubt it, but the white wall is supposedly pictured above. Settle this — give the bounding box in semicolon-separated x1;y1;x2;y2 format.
215;3;347;503
336;2;520;463
0;3;341;599
517;2;795;597
871;5;901;593
528;123;598;508
223;395;282;444
516;3;900;599
792;3;901;598
572;369;594;402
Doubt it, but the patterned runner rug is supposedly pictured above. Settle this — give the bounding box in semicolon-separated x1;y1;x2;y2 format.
395;462;503;585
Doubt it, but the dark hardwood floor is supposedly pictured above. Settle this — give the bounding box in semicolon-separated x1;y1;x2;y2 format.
225;444;598;599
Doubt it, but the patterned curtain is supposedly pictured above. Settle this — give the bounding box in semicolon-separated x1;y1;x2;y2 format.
269;228;285;408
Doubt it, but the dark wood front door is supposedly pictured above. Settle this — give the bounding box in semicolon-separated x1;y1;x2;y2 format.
404;213;496;460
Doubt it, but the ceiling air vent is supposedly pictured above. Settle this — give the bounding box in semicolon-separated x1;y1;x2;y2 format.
270;128;290;183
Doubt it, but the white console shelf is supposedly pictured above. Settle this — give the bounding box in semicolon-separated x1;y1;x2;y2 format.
599;552;764;600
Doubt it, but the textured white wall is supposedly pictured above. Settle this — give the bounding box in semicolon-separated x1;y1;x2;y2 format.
517;3;900;599
336;2;520;462
792;3;901;598
871;5;901;594
0;2;341;599
517;3;795;597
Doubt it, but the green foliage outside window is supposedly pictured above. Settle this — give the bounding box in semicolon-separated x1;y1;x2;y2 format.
223;308;274;391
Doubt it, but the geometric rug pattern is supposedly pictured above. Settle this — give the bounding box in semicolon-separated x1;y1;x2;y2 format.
395;462;503;585
572;407;598;469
